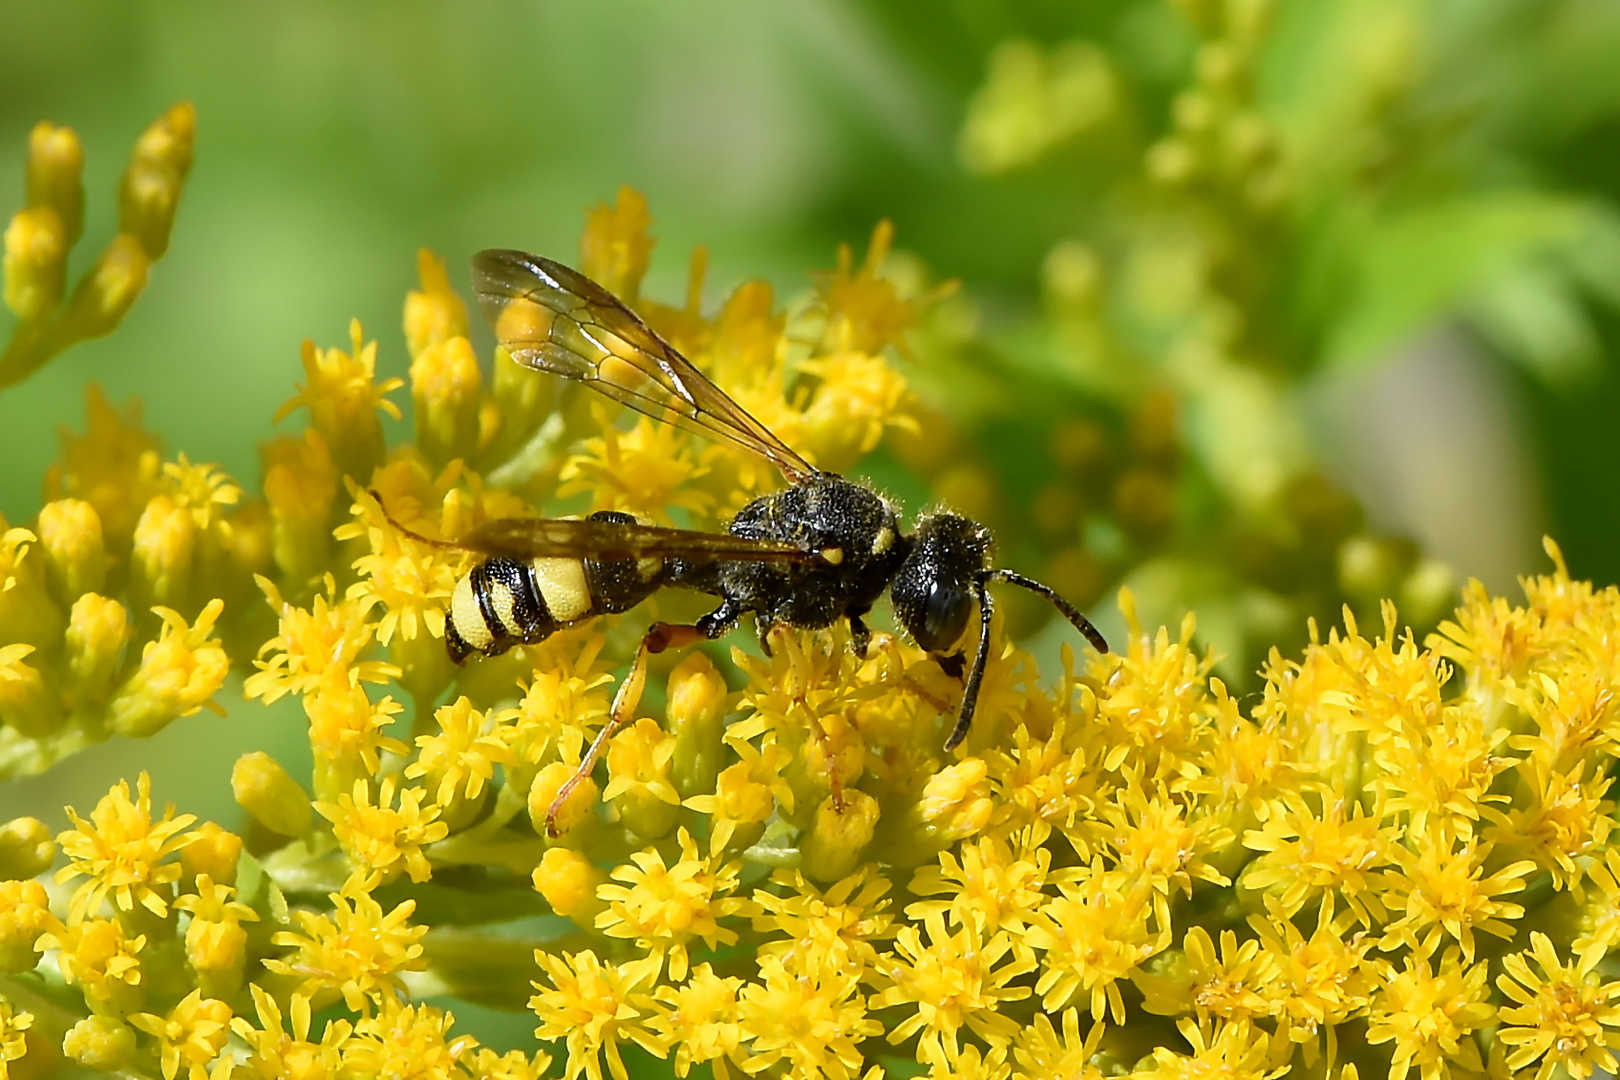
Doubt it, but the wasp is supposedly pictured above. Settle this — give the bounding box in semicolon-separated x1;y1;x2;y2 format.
378;248;1108;834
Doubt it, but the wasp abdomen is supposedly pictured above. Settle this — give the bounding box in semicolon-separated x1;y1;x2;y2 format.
447;556;557;662
445;511;669;662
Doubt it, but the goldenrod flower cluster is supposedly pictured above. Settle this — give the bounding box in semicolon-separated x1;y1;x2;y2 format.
0;113;1618;1080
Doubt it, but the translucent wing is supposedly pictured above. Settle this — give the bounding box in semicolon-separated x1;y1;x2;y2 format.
472;248;816;483
454;515;815;565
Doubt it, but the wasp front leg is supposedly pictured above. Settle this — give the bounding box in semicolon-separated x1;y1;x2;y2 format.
544;610;735;837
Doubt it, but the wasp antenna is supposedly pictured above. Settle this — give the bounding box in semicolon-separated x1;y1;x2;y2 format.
368;489;461;551
943;575;996;752
989;569;1109;654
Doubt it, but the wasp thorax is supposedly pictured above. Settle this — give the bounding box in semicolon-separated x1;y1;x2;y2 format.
891;512;994;653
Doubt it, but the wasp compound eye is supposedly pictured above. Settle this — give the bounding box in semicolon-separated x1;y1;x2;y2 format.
920;580;970;653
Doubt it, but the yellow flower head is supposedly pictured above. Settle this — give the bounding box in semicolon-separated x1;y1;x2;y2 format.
231;984;349;1080
1365;949;1493;1080
753;868;894;981
130;989;231;1080
315;776;448;884
736;953;879;1080
107;599;230;737
503;635;613;766
811;219;916;358
160;454;240;532
908;830;1050;937
407;696;514;806
579;185;653;302
44;384;164;549
174;874;258;977
342;998;478;1080
595;828;746;981
559;406;713;521
303;666;408;788
56;771;197;920
245;575;398;705
267;882;426;1013
874;911;1033;1069
0;998;32;1080
275;319;403;480
344;492;461;647
38;916;146;1014
1496;931;1620;1080
650;963;743;1079
529;949;667;1080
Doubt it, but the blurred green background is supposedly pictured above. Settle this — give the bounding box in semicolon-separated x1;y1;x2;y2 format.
5;0;1620;830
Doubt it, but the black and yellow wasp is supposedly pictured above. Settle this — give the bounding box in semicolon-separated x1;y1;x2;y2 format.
379;248;1108;833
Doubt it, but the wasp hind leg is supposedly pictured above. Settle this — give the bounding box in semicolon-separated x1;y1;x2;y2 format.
544;600;743;838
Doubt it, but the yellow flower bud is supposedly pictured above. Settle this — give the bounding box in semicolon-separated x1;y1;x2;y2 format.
800;789;879;883
35;498;106;602
797;350;909;474
3;205;67;320
404;248;469;359
0;645;62;739
579;185;653;302
0;817;54;881
411;335;483;467
26;120;84;243
261;430;338;584
0;527;65;656
276;322;402;480
604;717;681;840
63;593;131;707
232;751;313;837
63;1016;136;1072
63;232;151;340
186;913;247;980
129;493;196;613
41;917;146;1014
916;758;992;846
107;600;228;737
529;762;599;839
179;823;242;887
118;102;195;259
0;879;51;972
666;652;728;799
532;846;606;928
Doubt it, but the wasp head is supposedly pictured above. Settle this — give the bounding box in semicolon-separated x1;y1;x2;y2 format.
891;511;994;654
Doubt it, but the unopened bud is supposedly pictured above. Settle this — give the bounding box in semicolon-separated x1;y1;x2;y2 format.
0;646;62;739
26;120;84;244
404;249;469;359
261;430;338;584
528;762;598;839
0;879;51;972
411;336;483;467
916;758;992;847
36;498;106;602
129;493;196;613
232;751;312;837
63;232;150;340
0;818;54;881
800;790;878;883
119;102;195;259
666;652;727;798
605;718;680;840
63;593;131;707
63;1016;136;1072
179;822;242;887
532;847;606;929
3;206;67;320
